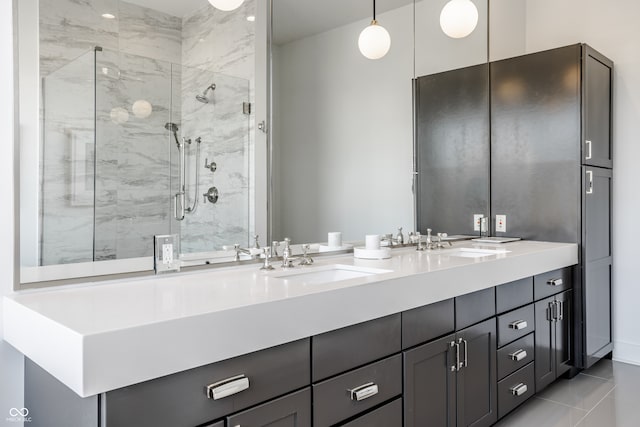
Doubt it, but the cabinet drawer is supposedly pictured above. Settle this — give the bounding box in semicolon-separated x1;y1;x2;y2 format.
402;298;455;349
498;362;535;419
226;388;311;427
496;277;534;314
104;339;310;427
534;268;572;300
497;333;535;380
456;287;496;330
341;398;402;427
497;304;535;347
313;354;402;427
312;314;401;381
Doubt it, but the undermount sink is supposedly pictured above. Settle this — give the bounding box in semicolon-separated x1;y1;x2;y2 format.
449;248;511;258
272;264;392;286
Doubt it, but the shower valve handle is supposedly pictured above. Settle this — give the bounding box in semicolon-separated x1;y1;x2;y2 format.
204;158;217;173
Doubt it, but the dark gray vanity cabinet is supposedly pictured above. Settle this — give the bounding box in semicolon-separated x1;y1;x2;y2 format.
225;388;311;427
403;318;497;427
404;334;457;427
535;290;573;392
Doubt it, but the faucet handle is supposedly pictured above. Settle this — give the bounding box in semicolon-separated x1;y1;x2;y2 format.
299;244;314;266
271;241;280;257
260;247;274;270
253;235;260;249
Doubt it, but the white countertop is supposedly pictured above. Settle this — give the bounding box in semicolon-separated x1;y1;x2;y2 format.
3;240;577;397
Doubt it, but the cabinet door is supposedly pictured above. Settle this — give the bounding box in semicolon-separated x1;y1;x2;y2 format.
226;388;311;427
555;290;573;377
583;167;612;263
584;258;613;368
415;64;490;235
404;334;457;427
583;46;613;168
534;296;556;392
456;318;497;427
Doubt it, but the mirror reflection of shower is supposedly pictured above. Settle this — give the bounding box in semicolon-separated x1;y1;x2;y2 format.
196;83;216;103
167;122;201;221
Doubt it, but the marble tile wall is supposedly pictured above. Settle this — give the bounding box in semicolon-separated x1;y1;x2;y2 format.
180;0;255;253
39;0;256;264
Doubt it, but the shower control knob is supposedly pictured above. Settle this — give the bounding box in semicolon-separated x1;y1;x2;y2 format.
203;187;219;204
204;158;217;173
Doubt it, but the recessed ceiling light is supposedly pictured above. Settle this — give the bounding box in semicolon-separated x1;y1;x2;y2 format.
246;15;256;22
102;13;116;19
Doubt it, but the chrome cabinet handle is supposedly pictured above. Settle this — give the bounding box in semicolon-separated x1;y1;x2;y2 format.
558;300;564;321
348;382;379;401
547;301;556;322
450;341;458;372
585;140;592;160
586;170;594;194
510;383;528;396
509;320;528;330
547;278;564;287
461;338;468;369
452;340;461;372
509;349;528;362
206;375;249;400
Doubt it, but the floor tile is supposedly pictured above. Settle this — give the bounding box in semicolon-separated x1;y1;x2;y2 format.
536;373;615;411
495;397;588;427
576;396;640;427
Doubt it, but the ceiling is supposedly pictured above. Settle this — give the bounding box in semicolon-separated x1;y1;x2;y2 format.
124;0;208;17
273;0;414;45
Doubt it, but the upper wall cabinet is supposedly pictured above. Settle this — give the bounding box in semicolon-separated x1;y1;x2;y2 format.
415;64;490;235
583;46;614;168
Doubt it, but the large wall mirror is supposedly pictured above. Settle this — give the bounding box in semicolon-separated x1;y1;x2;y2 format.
17;0;526;285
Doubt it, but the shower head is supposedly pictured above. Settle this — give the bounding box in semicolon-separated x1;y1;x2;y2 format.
196;83;216;103
165;122;180;146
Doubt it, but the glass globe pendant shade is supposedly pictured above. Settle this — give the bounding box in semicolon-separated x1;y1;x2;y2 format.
440;0;479;39
358;21;391;60
208;0;245;12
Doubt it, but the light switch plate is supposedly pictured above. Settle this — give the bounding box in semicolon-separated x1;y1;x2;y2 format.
496;215;507;233
154;235;180;274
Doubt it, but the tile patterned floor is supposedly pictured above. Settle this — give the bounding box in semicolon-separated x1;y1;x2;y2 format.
496;359;640;426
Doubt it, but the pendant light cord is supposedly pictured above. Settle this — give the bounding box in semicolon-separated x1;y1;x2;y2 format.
373;0;376;20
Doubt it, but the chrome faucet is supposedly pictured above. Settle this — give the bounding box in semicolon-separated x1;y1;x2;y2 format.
260;247;274;270
426;232;453;250
299;244;314;266
233;244;253;262
281;238;297;268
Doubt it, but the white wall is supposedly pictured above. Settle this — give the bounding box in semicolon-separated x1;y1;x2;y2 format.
0;0;25;424
273;4;416;243
525;0;640;365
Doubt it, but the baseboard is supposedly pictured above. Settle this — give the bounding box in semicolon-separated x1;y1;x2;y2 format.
612;340;640;366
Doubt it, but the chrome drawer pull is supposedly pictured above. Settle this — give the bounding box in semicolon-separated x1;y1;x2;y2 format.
509;349;528;362
585;140;593;160
349;382;379;401
508;320;528;330
206;375;250;400
547;278;564;286
510;383;528;397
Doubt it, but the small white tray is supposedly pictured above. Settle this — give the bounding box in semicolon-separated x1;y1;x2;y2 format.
318;243;353;253
354;247;392;260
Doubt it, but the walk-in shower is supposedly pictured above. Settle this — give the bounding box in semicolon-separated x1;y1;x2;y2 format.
196;83;216;103
37;47;252;265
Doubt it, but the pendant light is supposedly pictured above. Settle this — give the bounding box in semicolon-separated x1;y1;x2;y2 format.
208;0;245;12
440;0;479;39
358;0;391;60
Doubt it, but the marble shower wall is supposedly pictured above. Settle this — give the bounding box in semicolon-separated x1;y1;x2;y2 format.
180;0;255;253
39;0;255;264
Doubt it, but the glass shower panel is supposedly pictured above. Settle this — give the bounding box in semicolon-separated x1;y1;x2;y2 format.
178;66;251;254
94;49;173;260
40;49;96;266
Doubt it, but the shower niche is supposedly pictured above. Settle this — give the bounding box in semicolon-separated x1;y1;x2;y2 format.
39;46;252;266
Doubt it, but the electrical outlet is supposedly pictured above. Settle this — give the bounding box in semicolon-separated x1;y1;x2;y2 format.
473;214;484;232
155;235;180;273
162;243;173;265
496;215;507;233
